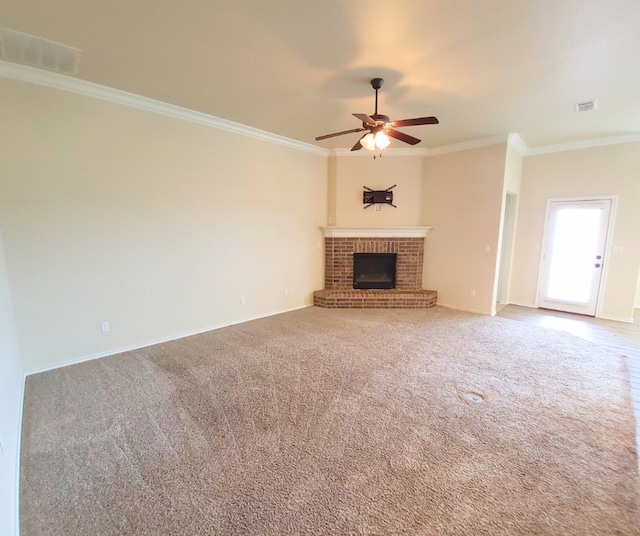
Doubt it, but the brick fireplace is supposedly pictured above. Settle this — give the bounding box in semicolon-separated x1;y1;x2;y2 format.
313;227;437;309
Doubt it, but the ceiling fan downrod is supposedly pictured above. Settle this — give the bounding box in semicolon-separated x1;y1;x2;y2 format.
371;78;383;116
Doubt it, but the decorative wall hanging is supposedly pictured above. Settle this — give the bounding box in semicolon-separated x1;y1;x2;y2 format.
363;184;396;209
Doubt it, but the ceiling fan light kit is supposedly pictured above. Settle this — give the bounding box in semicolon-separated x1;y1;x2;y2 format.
315;78;439;155
360;130;390;151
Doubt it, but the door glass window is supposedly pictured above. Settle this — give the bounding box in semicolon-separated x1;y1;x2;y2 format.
547;207;601;302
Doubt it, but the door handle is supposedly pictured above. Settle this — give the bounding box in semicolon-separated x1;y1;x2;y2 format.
595;263;601;268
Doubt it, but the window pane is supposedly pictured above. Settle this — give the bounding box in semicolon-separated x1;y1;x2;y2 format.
547;208;600;303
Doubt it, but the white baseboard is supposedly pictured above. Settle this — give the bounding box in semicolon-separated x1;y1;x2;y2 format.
26;305;311;376
507;301;538;309
497;302;634;324
597;314;634;324
14;374;25;536
436;303;490;316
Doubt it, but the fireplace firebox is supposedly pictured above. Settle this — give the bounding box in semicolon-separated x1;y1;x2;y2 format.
353;253;397;289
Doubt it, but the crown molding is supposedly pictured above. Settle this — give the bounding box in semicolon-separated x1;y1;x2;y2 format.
0;60;329;157
425;133;530;156
526;133;640;156
331;132;640;158
4;61;638;159
424;135;511;157
332;135;522;158
331;147;429;157
507;133;530;155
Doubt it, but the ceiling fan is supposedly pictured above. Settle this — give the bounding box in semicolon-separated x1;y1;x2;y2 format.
315;78;439;151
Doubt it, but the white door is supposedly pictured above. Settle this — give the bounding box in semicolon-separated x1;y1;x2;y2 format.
538;199;611;316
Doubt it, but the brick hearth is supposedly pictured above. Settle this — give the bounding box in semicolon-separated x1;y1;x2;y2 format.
313;227;437;309
313;289;437;308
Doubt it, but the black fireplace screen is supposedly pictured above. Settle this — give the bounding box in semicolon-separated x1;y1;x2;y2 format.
353;253;397;289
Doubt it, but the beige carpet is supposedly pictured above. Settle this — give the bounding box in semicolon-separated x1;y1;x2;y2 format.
21;306;640;535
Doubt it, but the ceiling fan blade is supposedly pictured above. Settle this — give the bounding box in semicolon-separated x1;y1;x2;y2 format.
315;127;366;141
390;116;439;128
351;133;368;151
386;128;421;145
352;113;377;126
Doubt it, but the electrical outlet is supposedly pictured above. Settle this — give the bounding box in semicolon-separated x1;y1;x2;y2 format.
284;289;289;297
470;290;476;297
101;321;110;333
240;297;246;305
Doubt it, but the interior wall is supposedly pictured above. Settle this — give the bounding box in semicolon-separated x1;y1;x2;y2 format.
422;144;508;314
333;154;424;226
495;144;523;304
509;142;640;322
327;155;337;225
504;142;524;195
0;78;328;373
0;229;23;536
636;271;640;309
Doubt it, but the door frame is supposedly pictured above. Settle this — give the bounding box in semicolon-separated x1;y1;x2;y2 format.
535;195;617;317
497;191;518;305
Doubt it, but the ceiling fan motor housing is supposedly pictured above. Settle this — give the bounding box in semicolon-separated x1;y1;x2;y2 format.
370;114;390;125
371;78;384;90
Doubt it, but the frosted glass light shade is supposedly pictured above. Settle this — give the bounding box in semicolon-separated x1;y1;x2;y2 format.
360;130;390;150
360;133;376;150
375;131;390;149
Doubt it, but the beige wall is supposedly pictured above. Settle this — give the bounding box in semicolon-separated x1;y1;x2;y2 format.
0;228;23;536
422;144;508;314
504;143;523;195
327;155;338;225
0;78;327;373
332;154;424;226
495;144;523;303
510;142;640;322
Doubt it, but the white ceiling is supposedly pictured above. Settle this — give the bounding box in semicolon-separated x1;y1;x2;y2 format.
2;0;640;150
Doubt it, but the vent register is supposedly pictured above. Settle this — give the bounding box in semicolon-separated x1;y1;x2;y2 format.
0;28;81;75
575;100;598;112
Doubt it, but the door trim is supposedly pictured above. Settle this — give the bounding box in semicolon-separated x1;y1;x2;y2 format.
535;195;617;318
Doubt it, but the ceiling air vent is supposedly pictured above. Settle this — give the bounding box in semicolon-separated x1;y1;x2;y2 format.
574;99;598;112
0;28;81;75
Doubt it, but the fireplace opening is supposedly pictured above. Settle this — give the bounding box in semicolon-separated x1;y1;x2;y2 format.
353;253;397;289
